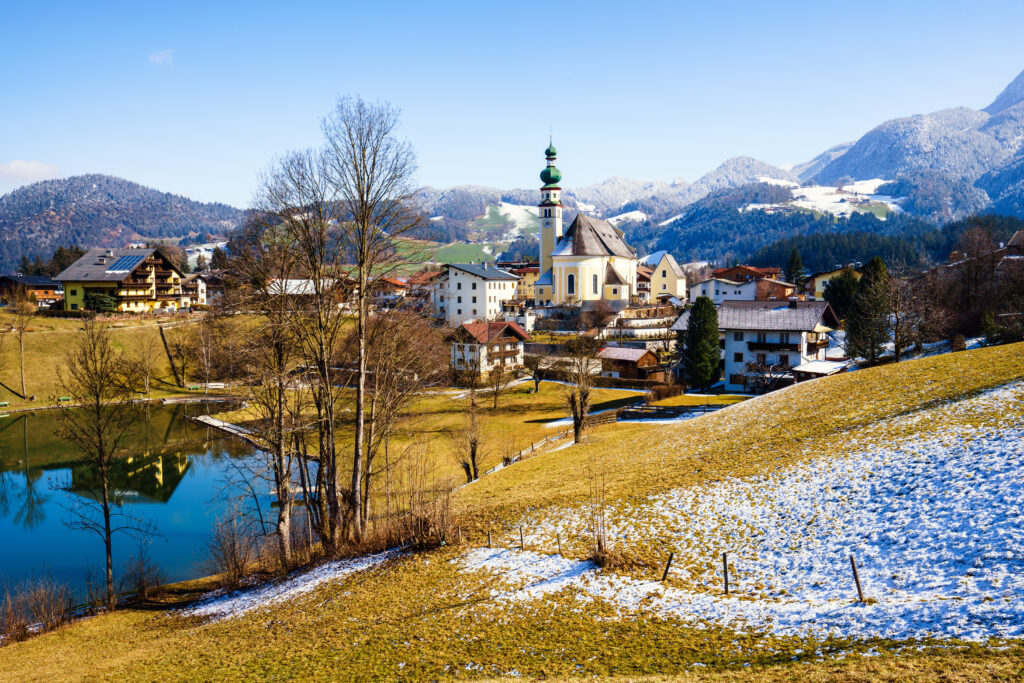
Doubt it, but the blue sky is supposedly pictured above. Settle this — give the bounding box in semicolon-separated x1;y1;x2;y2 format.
2;0;1023;206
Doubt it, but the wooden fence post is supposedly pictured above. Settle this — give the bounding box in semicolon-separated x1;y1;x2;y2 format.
723;552;729;595
520;526;525;550
457;525;462;544
661;552;674;582
556;533;562;556
850;554;865;602
487;529;492;548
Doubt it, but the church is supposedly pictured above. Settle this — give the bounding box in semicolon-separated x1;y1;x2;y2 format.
533;142;640;307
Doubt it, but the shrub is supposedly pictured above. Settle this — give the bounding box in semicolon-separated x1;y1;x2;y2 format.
121;545;165;601
207;515;256;590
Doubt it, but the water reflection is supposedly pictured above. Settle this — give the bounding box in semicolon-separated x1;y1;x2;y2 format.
0;401;258;599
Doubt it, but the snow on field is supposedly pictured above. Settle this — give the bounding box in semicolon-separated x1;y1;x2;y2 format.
607;210;648;225
755;176;799;188
460;381;1024;642
179;551;398;622
491;203;539;238
659;213;684;226
790;180;901;218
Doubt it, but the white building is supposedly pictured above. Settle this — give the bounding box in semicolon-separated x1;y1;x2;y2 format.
433;263;520;326
671;299;839;392
688;277;757;305
448;321;531;375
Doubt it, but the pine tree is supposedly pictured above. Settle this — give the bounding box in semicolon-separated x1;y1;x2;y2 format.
681;295;720;391
210;246;229;270
845;257;890;365
823;267;860;321
785;247;804;285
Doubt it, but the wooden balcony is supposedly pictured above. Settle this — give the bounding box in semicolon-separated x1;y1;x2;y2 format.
747;341;799;352
806;338;829;352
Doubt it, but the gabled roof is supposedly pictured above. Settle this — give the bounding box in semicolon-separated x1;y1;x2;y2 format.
642;251;684;278
636;265;653;281
406;270;444;286
1008;230;1024;250
671;300;837;332
552;214;636;258
446;263;519;280
56;248;173;283
452;321;531;343
691;277;742;287
712;265;781;279
604;262;626;286
597;346;655;362
0;274;60;287
535;268;553;286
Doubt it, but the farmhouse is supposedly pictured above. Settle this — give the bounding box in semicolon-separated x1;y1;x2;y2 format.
0;274;63;305
711;264;781;283
689;277;753;304
432;263;520;326
56;248;190;313
671;299;839;392
640;251;687;301
807;266;861;299
448;320;531;375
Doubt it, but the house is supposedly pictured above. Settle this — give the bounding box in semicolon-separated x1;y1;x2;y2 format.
375;276;408;298
432;263;520;326
640;251;687;301
711;264;781;283
448;320;531;375
635;265;653;303
596;346;664;381
508;265;539;301
181;273;207;306
754;278;798;301
807;266;861;299
0;274;63;305
688;278;755;305
56;248;190;313
406;269;444;297
534;143;638;306
671;299;839;393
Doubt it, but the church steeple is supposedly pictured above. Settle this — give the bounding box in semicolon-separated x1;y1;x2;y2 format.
539;139;563;278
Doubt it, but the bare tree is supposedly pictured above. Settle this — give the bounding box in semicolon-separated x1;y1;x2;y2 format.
322;96;425;542
11;289;37;398
745;360;789;393
523;353;544;392
125;338;163;395
449;398;483;483
563;336;599;444
486;366;517;410
887;276;914;362
55;323;145;608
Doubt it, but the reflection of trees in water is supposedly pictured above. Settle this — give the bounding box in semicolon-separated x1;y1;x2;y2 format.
15;462;47;529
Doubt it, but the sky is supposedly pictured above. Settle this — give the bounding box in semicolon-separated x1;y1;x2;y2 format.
2;0;1024;207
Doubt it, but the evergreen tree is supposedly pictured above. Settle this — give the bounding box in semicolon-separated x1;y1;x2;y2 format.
823;267;860;321
17;255;31;275
785;247;804;285
681;295;720;391
210;246;229;270
845;257;890;365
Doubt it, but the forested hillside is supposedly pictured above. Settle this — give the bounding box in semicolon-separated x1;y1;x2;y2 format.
0;175;243;272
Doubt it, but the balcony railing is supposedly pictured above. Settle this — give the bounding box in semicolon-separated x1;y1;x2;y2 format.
746;341;799;352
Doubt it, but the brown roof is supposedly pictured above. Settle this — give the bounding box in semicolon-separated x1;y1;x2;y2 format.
552;214;636;258
604;262;626;285
454;321;531;344
636;265;653;282
712;265;781;279
597;346;656;362
407;270;443;286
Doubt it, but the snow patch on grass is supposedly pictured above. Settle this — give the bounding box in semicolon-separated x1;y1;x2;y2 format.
460;381;1024;642
179;550;399;622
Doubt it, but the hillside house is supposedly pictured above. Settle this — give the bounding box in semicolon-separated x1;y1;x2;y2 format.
448;320;531;375
754;278;799;301
807;266;861;299
640;251;687;302
0;274;63;305
689;277;755;304
671;299;839;392
509;265;539;301
635;265;653;303
181;273;207;306
711;264;781;283
56;248;189;313
432;263;520;326
596;346;664;381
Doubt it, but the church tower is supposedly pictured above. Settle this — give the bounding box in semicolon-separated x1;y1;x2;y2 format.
538;140;563;278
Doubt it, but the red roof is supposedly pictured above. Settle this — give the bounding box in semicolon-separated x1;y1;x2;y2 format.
456;321;531;343
407;270;443;286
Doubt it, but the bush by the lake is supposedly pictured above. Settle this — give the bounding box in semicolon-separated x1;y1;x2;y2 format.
121;545;165;601
207;514;256;590
1;576;72;644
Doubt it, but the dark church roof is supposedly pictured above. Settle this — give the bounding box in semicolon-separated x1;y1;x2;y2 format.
552;215;636;258
604;262;626;285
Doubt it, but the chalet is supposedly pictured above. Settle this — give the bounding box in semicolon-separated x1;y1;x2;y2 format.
671;299;839;393
181;273;207;306
448;320;531;375
431;263;520;326
596;346;664;381
635;265;653;303
0;274;63;305
689;277;753;304
711;264;781;283
754;278;799;301
56;248;189;313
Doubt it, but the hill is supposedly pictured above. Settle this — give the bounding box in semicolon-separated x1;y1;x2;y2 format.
2;342;1022;679
0;175;244;272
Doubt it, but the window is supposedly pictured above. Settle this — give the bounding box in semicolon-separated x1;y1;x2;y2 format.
756;332;767;344
593;274;598;294
567;273;575;295
473;308;477;315
662;270;667;278
661;284;667;290
472;282;477;290
733;352;743;362
70;289;77;296
70;303;78;310
457;309;462;315
780;333;790;344
612;288;618;295
457;296;462;303
734;332;744;341
457;282;462;290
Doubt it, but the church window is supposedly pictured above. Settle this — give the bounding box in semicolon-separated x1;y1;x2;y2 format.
567;274;575;295
593;274;598;294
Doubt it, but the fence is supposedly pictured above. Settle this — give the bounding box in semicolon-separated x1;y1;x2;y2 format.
453;427;572;492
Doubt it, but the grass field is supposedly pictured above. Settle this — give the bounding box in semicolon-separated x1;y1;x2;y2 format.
2;343;1023;680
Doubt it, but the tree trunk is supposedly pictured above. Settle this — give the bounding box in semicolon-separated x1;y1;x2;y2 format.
19;333;26;398
101;466;114;608
351;270;368;543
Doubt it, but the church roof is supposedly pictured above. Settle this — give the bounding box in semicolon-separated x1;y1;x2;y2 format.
604;262;626;285
552;214;636;259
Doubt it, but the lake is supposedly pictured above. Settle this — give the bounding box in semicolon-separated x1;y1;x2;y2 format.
0;401;262;601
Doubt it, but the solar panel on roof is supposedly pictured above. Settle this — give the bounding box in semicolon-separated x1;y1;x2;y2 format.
106;255;145;272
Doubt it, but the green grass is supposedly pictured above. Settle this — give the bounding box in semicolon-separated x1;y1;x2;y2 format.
650;393;749;407
2;343;1023;680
